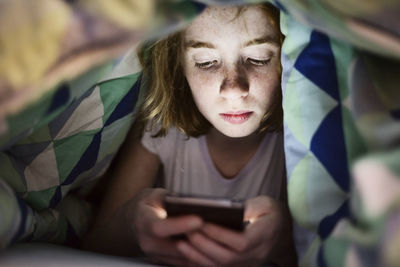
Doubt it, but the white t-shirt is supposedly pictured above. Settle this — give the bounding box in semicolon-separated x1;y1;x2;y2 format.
141;127;285;200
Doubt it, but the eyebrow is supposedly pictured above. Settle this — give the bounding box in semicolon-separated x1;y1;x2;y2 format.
185;40;215;49
185;35;279;49
244;36;279;47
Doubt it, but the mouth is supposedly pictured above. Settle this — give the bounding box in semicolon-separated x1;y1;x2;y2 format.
219;111;253;124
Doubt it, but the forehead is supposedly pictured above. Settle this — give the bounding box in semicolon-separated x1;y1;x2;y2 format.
184;6;278;42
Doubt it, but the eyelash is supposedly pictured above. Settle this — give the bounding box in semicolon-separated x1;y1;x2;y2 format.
194;58;270;70
246;58;271;66
195;60;218;69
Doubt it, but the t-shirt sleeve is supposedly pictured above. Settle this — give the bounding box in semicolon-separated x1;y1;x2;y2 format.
141;126;182;164
141;127;161;155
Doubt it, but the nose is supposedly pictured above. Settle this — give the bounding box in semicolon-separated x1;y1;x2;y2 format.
219;64;249;100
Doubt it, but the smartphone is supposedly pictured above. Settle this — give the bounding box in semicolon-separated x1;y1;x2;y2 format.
163;193;245;232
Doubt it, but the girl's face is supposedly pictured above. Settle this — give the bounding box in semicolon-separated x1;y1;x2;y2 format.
183;6;281;138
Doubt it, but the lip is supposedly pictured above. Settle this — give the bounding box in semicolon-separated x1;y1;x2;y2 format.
219;111;253;124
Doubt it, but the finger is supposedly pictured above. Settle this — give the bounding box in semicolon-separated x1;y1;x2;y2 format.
243;196;284;245
246;201;284;248
244;196;275;222
137;204;165;235
138;205;203;238
143;188;168;209
177;240;218;267
139;204;163;223
135;189;169;224
246;215;276;240
152;215;203;238
189;230;269;267
187;231;238;265
201;223;255;252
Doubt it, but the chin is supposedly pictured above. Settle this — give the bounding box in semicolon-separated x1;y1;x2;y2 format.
217;126;257;138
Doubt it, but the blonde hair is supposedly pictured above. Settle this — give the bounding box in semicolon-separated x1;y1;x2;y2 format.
135;3;283;138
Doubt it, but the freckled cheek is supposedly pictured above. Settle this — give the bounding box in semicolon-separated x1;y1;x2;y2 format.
185;72;219;113
248;71;280;107
186;70;222;95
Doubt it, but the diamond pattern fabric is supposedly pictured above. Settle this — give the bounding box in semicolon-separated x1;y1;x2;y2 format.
280;4;400;266
0;2;400;267
0;56;141;247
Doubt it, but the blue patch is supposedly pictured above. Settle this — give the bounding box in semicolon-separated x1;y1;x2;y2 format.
317;201;351;266
47;84;70;114
49;86;96;139
295;31;339;101
50;76;140;205
8;142;51;166
11;197;30;244
104;75;141;127
192;2;206;13
57;75;140;191
62;131;102;186
65;220;80;247
49;186;62;208
390;109;400;120
311;106;350;192
272;0;287;13
318;200;350;239
317;245;328;267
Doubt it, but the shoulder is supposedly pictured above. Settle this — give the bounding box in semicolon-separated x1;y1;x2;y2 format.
141;124;188;155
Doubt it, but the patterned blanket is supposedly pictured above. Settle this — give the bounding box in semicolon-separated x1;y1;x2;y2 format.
1;1;399;267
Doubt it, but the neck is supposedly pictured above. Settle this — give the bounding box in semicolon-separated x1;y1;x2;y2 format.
205;127;265;179
206;127;264;150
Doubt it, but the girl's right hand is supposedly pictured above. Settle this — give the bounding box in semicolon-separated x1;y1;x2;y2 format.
129;188;204;266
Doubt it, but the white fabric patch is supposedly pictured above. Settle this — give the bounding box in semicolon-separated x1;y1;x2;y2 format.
345;245;363;267
342;95;352;112
25;142;60;191
284;68;338;147
55;86;104;140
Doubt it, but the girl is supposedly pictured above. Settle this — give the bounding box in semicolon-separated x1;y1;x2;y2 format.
83;4;297;267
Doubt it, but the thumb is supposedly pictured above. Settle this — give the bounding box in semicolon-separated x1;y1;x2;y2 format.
244;196;277;222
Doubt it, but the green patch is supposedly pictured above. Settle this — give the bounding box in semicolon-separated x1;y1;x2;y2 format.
284;69;338;148
16;124;52;145
330;39;355;102
281;13;313;63
0;153;26;192
53;129;101;183
341;106;367;166
97;114;133;162
324;238;348;267
288;154;311;228
98;73;140;125
69;63;113;101
3;92;52;148
25;187;57;210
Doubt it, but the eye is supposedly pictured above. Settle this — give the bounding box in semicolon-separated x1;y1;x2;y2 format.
195;60;218;69
246;58;271;66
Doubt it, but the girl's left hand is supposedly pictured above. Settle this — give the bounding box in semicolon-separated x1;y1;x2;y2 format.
176;196;297;267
